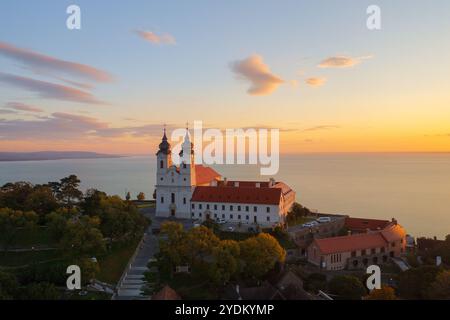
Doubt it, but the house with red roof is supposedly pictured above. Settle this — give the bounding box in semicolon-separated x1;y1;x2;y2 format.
307;219;407;270
154;128;295;227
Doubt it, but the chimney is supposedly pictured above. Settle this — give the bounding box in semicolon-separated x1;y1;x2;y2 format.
347;230;352;236
391;218;397;225
269;178;275;187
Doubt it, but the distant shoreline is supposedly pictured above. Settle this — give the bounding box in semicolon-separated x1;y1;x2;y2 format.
0;151;124;162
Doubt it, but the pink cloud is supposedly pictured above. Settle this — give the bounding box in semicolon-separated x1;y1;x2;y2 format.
134;30;176;45
318;55;373;68
230;55;284;96
6;102;43;113
305;77;327;87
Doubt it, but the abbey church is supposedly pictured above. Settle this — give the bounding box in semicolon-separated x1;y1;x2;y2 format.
154;129;295;228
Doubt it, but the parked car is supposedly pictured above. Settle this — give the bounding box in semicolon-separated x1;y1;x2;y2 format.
316;217;331;223
227;226;235;232
217;218;226;224
302;221;319;228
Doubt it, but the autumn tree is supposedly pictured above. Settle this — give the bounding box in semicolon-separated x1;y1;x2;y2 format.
365;286;397;300
208;239;241;285
239;233;286;278
0;208;38;251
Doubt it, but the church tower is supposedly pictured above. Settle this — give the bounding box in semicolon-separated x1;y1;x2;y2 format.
155;126;196;219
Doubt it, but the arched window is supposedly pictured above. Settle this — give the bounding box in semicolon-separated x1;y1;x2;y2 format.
160;160;164;169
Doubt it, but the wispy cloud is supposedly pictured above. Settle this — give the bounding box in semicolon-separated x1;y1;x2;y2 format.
0;112;173;141
0;72;105;105
134;30;176;45
0;41;113;83
0;109;18;115
303;125;340;132
305;77;327;87
318;55;373;68
5;102;43;113
230;55;284;96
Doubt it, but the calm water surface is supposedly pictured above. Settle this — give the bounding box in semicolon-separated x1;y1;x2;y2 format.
1;153;449;238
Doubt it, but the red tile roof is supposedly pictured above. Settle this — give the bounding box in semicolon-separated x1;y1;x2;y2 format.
380;223;406;242
345;217;390;232
195;165;221;185
191;185;282;205
313;232;387;255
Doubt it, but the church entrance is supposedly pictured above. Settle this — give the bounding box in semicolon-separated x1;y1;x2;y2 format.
171;209;175;217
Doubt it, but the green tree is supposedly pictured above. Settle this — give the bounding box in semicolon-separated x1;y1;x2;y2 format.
0;208;38;251
59;216;106;259
24;185;59;220
55;175;83;208
137;192;146;201
209;240;241;285
125;191;131;201
239;233;286;278
427;270;450;300
328;275;367;300
397;265;440;299
159;222;186;269
182;226;220;265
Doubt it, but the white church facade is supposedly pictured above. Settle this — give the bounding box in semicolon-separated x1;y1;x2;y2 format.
154;128;295;228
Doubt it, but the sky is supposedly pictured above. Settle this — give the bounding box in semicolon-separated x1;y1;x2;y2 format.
0;0;449;154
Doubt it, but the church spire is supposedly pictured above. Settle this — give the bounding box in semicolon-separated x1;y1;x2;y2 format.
157;125;171;155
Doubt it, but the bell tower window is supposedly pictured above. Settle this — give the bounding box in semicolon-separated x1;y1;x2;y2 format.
160;160;164;169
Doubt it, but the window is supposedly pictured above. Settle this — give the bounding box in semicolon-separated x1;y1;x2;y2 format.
266;207;270;213
160;160;164;168
199;213;202;217
361;249;367;256
391;241;396;247
160;177;163;181
192;203;195;209
230;214;233;219
183;198;186;205
381;247;386;253
191;212;194;217
371;248;376;254
161;196;164;204
207;204;210;210
253;206;257;212
199;204;202;209
238;206;241;211
266;216;270;222
230;205;233;211
245;206;249;212
351;251;356;257
246;215;249;220
183;163;187;169
214;214;217;218
238;215;241;219
222;214;225;218
171;193;175;204
222;205;225;210
214;204;217;210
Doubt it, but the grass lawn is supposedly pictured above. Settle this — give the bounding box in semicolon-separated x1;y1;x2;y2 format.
0;249;61;267
1;227;56;248
96;239;140;285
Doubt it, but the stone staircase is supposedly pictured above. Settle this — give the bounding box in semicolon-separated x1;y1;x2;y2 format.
114;232;159;300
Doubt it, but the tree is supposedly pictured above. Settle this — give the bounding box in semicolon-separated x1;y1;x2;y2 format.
182;226;220;266
0;271;19;300
365;286;397;300
397;265;440;299
239;233;286;278
0;208;38;251
21;282;59;300
24;185;59;220
427;270;450;300
59;216;106;259
159;222;186;269
81;189;107;216
209;240;240;285
328;275;367;300
55;175;83;208
137;192;146;201
125;192;131;201
286;202;311;225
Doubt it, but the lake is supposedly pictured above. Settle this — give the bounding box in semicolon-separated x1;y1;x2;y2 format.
1;153;449;239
